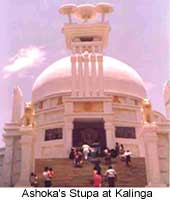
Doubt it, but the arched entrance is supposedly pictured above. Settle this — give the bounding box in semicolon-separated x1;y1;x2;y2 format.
72;119;106;151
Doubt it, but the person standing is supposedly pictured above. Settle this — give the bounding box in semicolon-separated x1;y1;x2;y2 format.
93;159;102;174
124;150;132;166
120;144;125;155
29;172;38;187
115;142;120;157
48;168;54;186
69;148;75;160
104;149;112;165
74;149;83;167
104;165;117;187
82;144;90;160
93;170;102;187
43;167;51;187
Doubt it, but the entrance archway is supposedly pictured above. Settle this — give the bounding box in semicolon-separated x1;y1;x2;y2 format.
72;119;106;151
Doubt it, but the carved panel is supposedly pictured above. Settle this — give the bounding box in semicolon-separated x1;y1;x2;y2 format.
114;109;137;121
74;101;103;112
112;96;126;104
113;96;121;103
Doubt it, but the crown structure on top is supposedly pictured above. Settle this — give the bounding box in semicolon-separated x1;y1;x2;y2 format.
59;3;113;97
59;3;113;53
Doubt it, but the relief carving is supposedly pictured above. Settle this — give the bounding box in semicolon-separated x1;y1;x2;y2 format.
74;101;103;112
113;96;121;103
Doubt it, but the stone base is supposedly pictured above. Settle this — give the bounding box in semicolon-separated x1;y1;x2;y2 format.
15;180;31;187
147;182;167;187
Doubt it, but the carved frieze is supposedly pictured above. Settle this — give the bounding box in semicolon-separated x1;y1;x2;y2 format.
74;101;103;112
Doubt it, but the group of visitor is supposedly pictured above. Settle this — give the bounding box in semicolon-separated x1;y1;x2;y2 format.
69;144;94;167
93;161;117;187
69;142;132;168
69;147;83;167
42;167;54;187
92;143;132;187
29;142;132;187
29;167;54;187
114;142;132;166
103;143;132;166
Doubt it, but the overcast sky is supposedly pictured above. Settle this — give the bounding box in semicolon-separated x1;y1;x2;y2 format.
0;0;170;147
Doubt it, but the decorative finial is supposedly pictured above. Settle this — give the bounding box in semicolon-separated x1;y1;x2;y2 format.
73;4;97;23
59;4;77;24
59;3;113;24
96;3;113;23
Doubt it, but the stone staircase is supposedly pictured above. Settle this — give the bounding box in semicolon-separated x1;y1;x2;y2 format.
35;157;147;187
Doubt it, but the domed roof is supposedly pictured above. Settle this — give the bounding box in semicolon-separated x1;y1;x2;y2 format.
32;56;147;102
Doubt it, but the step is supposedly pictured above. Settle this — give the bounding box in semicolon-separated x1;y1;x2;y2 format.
35;157;147;187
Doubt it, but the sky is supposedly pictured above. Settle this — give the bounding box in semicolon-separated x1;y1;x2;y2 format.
0;0;170;147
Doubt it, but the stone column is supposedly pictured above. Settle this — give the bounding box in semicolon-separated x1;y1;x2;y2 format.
90;53;97;96
137;127;146;157
2;136;14;186
16;127;33;186
64;118;74;156
12;86;23;123
143;124;165;186
84;53;90;96
77;55;83;96
104;118;113;149
71;55;77;96
97;54;104;96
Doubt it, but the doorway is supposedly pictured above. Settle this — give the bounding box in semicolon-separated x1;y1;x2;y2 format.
72;119;106;151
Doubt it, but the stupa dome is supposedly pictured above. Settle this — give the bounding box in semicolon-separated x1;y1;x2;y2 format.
32;56;146;102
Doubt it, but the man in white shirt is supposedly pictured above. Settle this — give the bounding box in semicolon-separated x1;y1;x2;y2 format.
104;165;117;187
82;144;90;160
124;150;132;166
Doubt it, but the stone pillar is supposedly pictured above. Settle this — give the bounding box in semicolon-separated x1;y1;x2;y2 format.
16;127;33;186
2;136;14;186
64;118;73;156
97;54;104;96
12;86;23;123
143;124;165;186
77;55;83;96
104;118;113;149
90;54;97;96
71;55;77;96
137;127;146;157
84;53;90;96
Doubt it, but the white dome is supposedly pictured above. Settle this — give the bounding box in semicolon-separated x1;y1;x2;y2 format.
32;56;147;102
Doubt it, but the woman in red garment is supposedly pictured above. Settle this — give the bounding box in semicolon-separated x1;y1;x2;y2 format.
93;169;102;187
